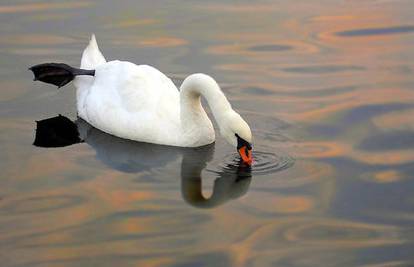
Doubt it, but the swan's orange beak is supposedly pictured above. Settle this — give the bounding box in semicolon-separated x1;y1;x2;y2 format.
238;146;253;165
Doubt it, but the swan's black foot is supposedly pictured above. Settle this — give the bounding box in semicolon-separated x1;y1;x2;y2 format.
29;63;95;88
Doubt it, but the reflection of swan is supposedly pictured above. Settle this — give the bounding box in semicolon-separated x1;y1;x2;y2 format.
33;115;252;208
76;118;191;173
181;156;251;208
30;35;253;164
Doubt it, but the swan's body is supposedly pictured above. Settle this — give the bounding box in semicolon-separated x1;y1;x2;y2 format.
75;60;213;147
31;35;253;163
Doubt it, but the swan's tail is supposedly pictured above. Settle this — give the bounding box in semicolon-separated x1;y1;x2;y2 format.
29;63;95;88
80;34;106;69
74;34;106;91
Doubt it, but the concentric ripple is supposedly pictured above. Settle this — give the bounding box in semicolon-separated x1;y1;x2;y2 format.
208;151;295;176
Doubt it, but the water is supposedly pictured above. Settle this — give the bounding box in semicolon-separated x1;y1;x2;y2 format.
1;0;414;266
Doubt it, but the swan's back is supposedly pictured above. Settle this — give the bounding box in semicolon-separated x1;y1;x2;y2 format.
74;36;182;145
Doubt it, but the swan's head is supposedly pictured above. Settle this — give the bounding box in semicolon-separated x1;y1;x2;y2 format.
220;111;253;165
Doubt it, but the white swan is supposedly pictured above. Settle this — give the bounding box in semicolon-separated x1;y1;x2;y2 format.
29;35;253;164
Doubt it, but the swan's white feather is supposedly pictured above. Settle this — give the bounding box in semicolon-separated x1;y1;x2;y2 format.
74;34;107;119
81;34;106;69
73;35;251;148
79;60;182;146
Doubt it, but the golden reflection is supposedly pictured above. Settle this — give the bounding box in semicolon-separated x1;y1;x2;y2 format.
0;2;93;14
360;261;408;267
236;161;336;215
137;37;187;47
351;149;414;165
198;3;281;13
104;19;156;29
0;34;76;46
226;217;402;266
282;220;400;246
289;141;348;159
309;15;357;22
25;13;73;22
240;193;314;214
82;172;156;210
361;170;403;183
288;140;414;165
5;48;79;56
283;87;414;122
111;36;187;48
373;109;414;131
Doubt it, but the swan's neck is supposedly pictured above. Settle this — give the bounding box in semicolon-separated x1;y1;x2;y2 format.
179;74;232;146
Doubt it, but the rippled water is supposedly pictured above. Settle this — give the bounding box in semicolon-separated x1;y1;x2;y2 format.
1;0;414;266
208;151;294;176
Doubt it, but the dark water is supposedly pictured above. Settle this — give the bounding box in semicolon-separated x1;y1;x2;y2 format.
1;1;414;266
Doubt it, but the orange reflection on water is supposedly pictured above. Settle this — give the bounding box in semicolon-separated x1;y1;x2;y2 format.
0;2;93;14
25;13;74;22
290;139;414;165
309;15;357;23
362;170;403;183
112;36;187;48
0;34;76;46
289;141;348;159
241;194;314;214
227;217;402;267
373;109;414;131
351;149;414;166
284;87;414;122
82;170;155;210
7;149;81;182
104;18;157;29
5;48;79;56
288;137;414;166
198;2;282;13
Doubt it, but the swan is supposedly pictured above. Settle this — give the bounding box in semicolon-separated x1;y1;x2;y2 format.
29;35;253;164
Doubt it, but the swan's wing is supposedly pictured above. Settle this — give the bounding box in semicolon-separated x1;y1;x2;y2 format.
81;34;106;69
90;61;181;135
113;63;180;116
80;60;182;145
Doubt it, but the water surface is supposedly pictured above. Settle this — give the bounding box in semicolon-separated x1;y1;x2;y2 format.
1;0;414;266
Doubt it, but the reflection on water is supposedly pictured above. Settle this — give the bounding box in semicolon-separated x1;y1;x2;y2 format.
335;25;414;37
209;151;294;176
182;157;252;209
1;0;414;266
0;2;93;14
34;115;254;209
0;195;85;215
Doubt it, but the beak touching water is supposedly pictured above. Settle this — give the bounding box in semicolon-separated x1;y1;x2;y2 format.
235;133;253;165
238;146;253;165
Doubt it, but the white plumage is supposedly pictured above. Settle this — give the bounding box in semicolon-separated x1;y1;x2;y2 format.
73;35;252;149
